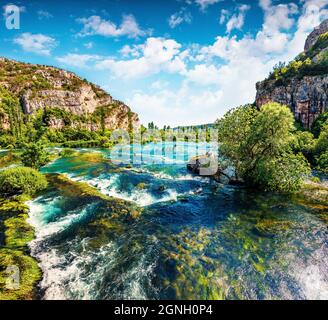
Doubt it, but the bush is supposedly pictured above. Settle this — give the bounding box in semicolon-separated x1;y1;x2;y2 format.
315;122;328;154
317;151;328;173
21;142;50;169
312;113;328;138
0;134;16;148
291;130;315;162
0;167;48;196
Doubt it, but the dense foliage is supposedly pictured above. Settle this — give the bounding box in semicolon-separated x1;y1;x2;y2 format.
217;103;311;192
265;32;328;86
312;111;328;138
21;142;50;169
0;167;48;196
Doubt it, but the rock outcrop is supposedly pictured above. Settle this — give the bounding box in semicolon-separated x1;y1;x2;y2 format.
305;19;328;51
256;75;328;128
0;58;140;132
256;19;328;129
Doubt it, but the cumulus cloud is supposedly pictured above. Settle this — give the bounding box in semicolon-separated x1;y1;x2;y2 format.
127;84;224;127
13;33;57;56
185;64;221;86
119;44;142;58
65;0;327;126
96;37;186;79
226;4;251;33
126;0;328;126
260;0;299;34
77;14;148;38
194;0;223;11
56;53;101;68
168;8;192;28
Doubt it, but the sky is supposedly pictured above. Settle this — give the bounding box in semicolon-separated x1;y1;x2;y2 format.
0;0;328;127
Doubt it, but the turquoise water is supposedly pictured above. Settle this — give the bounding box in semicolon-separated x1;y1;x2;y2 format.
26;142;328;300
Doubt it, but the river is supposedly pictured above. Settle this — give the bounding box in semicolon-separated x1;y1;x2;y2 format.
25;142;328;300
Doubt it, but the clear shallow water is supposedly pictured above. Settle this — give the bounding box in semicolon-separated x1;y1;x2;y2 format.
26;142;328;300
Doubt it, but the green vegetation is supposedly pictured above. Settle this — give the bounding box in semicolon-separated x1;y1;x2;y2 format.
311;111;328;138
0;59;133;150
21;142;50;169
217;102;311;192
314;121;328;173
0;167;48;196
0;151;21;168
264;32;328;87
0;196;42;300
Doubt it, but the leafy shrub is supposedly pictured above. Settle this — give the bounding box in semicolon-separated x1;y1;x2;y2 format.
312;113;328;138
21;142;50;169
316;151;328;173
0;167;48;196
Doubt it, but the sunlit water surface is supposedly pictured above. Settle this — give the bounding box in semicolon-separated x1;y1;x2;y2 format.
25;142;328;300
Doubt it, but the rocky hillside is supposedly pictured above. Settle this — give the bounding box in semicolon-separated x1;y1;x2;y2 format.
256;19;328;129
0;58;140;132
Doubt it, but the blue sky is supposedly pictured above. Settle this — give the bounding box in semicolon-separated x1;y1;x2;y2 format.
0;0;328;127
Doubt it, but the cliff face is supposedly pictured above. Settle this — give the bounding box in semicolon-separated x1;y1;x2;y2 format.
256;19;328;129
256;75;328;128
0;58;140;132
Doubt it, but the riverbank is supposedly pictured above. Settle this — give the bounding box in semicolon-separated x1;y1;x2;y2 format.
0;196;41;300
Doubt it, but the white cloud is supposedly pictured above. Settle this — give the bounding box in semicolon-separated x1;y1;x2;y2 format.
127;84;224;127
219;9;230;24
127;0;328;126
37;10;53;20
13;33;57;56
151;80;169;90
194;0;223;11
185;64;221;86
69;0;328;127
96;37;186;79
119;44;142;58
84;42;93;49
77;14;148;38
168;8;192;28
226;4;250;33
56;53;101;68
259;0;299;34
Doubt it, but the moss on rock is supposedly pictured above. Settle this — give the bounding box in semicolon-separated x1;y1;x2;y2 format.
0;196;41;300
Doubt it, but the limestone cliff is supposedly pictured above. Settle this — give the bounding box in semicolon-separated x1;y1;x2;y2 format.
256;19;328;129
0;57;140;132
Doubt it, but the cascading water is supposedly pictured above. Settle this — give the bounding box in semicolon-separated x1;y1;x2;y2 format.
26;142;328;300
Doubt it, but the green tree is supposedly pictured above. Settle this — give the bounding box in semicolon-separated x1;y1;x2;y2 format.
291;130;315;162
315;121;328;154
217;102;311;192
217;104;259;179
0;167;48;196
312;112;328;138
20;141;50;169
315;122;328;172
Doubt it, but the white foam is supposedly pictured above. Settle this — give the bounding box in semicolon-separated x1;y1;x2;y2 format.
89;175;180;206
27;197;82;238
